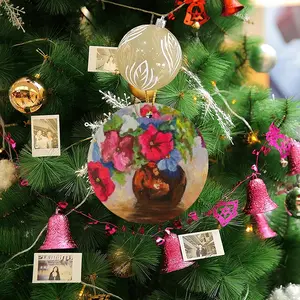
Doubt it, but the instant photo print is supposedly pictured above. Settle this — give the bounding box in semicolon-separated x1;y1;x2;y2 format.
31;115;61;157
179;229;225;262
32;253;82;283
88;46;118;73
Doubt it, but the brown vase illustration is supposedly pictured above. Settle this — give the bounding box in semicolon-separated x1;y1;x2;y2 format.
132;162;187;223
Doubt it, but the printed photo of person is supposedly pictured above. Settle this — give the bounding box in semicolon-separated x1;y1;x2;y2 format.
49;266;60;280
88;46;119;73
179;230;224;261
31;115;61;157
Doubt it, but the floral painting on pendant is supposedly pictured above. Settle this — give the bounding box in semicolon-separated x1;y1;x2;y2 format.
87;103;208;224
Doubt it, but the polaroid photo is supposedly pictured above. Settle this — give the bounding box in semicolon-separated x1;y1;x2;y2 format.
32;253;82;283
178;229;225;262
31;115;61;157
88;46;119;73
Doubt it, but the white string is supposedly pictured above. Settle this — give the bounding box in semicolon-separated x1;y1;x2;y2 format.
81;281;124;300
2;190;92;266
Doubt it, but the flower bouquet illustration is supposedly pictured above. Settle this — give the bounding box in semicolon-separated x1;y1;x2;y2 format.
88;103;208;223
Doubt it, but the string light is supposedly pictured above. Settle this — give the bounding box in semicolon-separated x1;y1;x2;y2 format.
246;224;253;233
247;131;261;145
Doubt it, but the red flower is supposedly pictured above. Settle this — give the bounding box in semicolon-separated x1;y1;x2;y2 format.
173;219;182;229
140;104;160;119
138;124;174;161
101;131;134;172
88;161;115;202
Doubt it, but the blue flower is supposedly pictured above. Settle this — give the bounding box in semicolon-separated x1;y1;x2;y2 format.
137;117;164;130
157;149;182;172
92;141;114;176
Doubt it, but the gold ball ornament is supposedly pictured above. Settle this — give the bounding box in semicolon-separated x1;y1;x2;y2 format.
9;77;46;114
110;248;134;278
128;84;156;102
116;19;182;91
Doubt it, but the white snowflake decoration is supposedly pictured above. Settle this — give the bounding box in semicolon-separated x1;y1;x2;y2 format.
84;112;112;132
99;90;131;109
0;0;25;32
182;67;234;144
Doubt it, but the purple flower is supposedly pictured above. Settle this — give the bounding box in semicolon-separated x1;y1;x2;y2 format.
157;149;182;172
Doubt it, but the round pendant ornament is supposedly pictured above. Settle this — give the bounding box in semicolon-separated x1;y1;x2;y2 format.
87;104;208;224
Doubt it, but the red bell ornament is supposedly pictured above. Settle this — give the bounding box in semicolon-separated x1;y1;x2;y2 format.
184;0;210;27
222;0;244;17
253;213;277;239
161;232;194;273
288;141;300;176
244;178;278;215
169;0;210;27
39;208;77;251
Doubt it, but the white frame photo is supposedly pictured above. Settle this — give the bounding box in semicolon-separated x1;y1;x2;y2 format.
178;229;225;262
88;46;119;73
31;114;61;157
32;253;82;283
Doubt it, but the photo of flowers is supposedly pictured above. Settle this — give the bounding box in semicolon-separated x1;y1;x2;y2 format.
87;103;208;223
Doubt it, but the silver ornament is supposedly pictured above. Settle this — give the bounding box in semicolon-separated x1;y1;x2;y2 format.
251;44;277;73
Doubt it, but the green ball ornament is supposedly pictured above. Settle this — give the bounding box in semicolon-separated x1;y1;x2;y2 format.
286;187;300;218
250;43;277;73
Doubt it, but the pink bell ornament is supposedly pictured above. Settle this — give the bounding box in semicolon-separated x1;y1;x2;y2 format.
39;208;77;250
253;213;277;239
161;232;194;273
288;141;300;176
244;178;278;215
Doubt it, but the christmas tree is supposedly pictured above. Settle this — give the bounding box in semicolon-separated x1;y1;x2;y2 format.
0;0;299;299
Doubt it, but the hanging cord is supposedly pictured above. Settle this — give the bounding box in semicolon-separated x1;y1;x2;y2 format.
0;115;13;160
2;189;92;266
100;0;186;18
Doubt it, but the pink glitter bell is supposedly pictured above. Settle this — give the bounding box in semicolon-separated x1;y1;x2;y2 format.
288;141;300;176
161;232;194;273
244;178;278;215
39;208;77;250
253;213;277;239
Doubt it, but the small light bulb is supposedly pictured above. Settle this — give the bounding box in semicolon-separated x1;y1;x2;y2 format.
246;225;253;233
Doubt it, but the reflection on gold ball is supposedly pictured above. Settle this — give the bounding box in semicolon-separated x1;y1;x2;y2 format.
9;77;46;114
129;84;156;102
110;248;134;278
